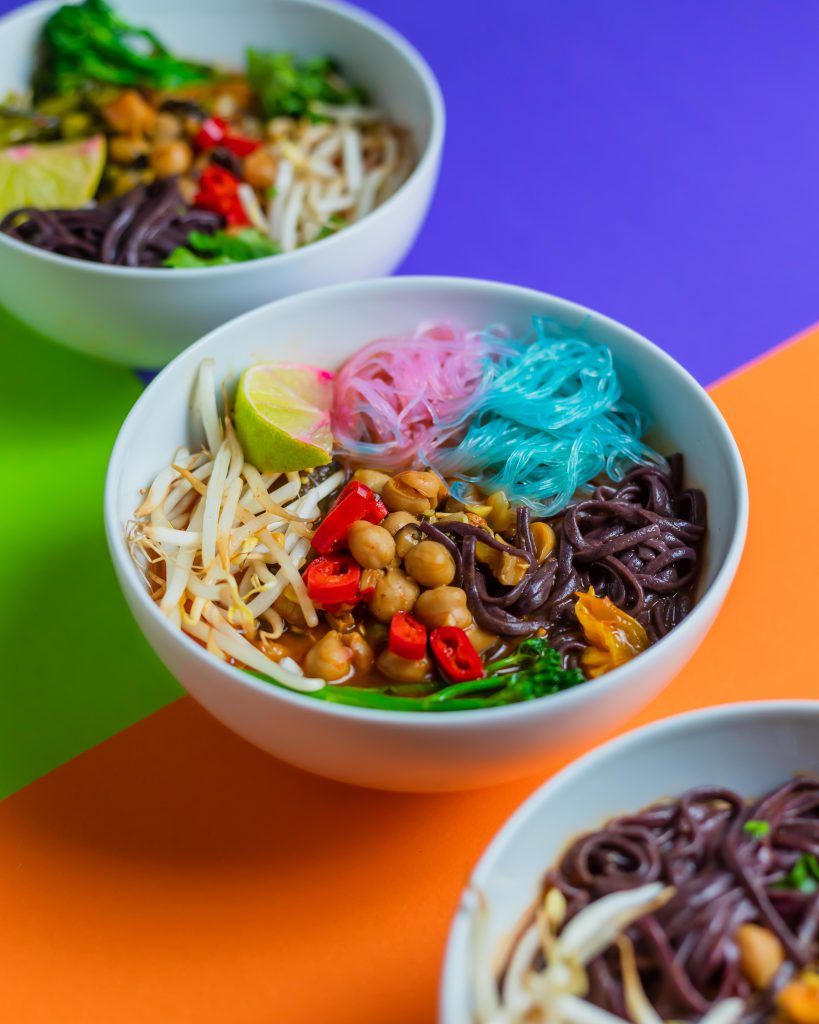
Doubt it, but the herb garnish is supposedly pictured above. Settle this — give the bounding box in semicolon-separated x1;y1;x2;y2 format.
36;0;214;97
248;635;584;712
743;820;771;839
246;50;366;120
774;853;819;894
164;229;280;268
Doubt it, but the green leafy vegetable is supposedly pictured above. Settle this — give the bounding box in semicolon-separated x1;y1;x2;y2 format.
743;820;771;838
774;853;819;894
246;50;367;120
35;0;214;98
164;229;280;268
247;635;584;712
316;213;348;241
0;103;61;147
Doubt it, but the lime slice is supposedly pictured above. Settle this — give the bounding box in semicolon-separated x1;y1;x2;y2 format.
234;362;335;472
0;135;107;219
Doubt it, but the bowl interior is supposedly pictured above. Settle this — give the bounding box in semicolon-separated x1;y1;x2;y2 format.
0;0;435;163
109;277;744;613
441;702;819;1024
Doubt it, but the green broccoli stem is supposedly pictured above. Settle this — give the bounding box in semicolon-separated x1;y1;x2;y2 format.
244;633;584;713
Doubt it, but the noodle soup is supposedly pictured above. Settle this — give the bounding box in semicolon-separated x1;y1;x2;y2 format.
127;315;708;713
0;0;413;268
488;777;819;1024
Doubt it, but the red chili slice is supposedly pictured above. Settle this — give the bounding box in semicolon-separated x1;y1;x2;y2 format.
311;481;385;553
304;554;361;605
193;165;249;226
193;117;228;151
336;480;388;524
223;134;260;157
430;626;484;683
389;611;428;661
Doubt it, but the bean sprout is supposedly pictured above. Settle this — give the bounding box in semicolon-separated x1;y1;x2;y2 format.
128;360;336;692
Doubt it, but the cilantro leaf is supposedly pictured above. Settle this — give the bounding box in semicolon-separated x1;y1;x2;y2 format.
246;48;367;120
743;820;771;839
164;228;280;268
774;853;819;894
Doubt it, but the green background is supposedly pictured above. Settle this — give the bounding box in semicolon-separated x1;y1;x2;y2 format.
0;308;181;799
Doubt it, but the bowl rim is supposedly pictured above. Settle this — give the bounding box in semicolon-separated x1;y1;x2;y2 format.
0;0;446;278
438;699;819;1018
104;274;749;727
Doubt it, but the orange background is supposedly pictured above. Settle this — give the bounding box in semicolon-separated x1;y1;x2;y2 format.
0;328;817;1022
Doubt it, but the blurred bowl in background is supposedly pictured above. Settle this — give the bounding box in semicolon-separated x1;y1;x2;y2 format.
0;0;444;366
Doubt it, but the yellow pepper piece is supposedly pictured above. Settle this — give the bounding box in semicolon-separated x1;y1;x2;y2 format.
574;587;649;678
778;975;819;1024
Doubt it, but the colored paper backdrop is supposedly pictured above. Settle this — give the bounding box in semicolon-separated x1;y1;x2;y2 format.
0;1;817;1021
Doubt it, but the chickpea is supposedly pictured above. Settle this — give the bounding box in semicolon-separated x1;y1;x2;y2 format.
404;540;456;588
736;924;784;990
103;90;156;136
376;648;432;684
273;591;307;628
213;92;239;118
178;176;198;204
243;146;278;190
111;169;144;196
382;510;418;536
475;539;500;569
465;622;499;654
303;630;353;682
487;490;516;533
394;522;423;560
342;631;375;673
348;520;395;569
494;551;530;586
153;111;181;143
531;521;556;563
414;586;472;629
109;134;149;164
359;567;383;596
382;470;446;515
352;467;391;495
326;608;356;633
150;141;193;177
260;639;289;661
369;568;420;623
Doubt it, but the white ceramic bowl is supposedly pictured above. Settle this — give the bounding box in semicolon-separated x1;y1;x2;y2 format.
0;0;444;367
104;276;748;792
440;700;819;1023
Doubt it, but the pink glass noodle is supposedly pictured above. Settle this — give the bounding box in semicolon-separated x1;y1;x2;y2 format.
331;322;510;472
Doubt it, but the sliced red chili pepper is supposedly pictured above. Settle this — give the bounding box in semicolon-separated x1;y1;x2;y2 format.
430;626;484;683
389;611;428;661
311;481;384;553
193;116;228;151
224;196;249;226
304;554;361;605
369;491;388;522
223;134;260;157
194;165;249;225
194;165;238;209
336;480;387;525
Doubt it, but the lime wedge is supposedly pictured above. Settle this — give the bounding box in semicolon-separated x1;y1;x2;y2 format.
234;362;335;472
0;135;107;219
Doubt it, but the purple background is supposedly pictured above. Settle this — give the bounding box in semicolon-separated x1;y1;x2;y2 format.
3;0;819;383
